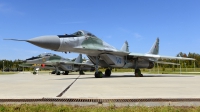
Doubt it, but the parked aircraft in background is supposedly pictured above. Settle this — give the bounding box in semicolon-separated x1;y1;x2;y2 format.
19;53;95;75
19;63;55;74
5;30;195;78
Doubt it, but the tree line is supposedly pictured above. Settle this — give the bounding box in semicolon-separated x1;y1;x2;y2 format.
0;52;199;71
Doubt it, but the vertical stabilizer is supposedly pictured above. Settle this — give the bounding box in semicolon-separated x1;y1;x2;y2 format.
148;38;159;55
74;54;82;63
120;41;129;52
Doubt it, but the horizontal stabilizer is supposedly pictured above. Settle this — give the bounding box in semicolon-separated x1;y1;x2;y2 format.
4;39;27;41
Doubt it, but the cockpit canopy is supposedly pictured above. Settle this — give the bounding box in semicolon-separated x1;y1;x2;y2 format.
38;53;58;57
58;30;97;38
75;30;97;38
26;53;60;60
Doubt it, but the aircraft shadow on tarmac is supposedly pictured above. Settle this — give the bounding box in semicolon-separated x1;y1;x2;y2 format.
103;74;194;78
54;74;194;80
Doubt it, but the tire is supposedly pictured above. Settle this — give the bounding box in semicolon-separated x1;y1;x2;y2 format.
33;71;36;75
63;71;69;75
56;72;60;75
105;69;111;77
79;70;85;75
94;71;103;78
51;71;56;74
135;69;141;77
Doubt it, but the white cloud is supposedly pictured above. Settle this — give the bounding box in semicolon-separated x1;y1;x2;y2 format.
0;3;24;15
60;21;86;24
117;27;143;39
133;33;142;39
105;35;112;39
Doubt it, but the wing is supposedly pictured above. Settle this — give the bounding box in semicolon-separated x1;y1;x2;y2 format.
58;62;94;67
74;63;94;67
73;47;130;56
129;53;195;61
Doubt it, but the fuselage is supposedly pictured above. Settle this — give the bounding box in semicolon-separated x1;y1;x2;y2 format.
27;30;155;69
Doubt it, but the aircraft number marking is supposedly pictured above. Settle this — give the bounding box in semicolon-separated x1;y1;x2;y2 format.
67;65;72;70
116;57;122;64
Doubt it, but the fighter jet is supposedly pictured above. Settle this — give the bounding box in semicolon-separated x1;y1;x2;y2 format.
20;53;95;75
5;30;195;78
19;63;55;74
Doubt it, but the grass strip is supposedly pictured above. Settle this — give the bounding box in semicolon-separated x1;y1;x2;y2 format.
0;104;200;112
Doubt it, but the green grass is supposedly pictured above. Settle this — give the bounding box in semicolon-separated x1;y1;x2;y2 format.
0;72;18;75
0;104;200;112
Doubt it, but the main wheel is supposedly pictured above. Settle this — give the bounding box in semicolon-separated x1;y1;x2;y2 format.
94;71;103;78
56;71;60;75
79;70;85;75
33;71;37;75
63;71;69;75
135;69;141;77
105;69;111;77
51;70;56;74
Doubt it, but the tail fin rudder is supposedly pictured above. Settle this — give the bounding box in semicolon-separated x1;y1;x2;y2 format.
120;41;129;52
148;38;159;55
74;54;82;63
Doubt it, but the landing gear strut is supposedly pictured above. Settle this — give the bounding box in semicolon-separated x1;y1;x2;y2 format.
55;67;60;75
135;69;143;77
134;58;143;77
56;71;60;75
94;56;103;78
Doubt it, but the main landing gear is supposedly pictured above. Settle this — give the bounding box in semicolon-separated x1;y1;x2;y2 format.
79;70;85;75
94;56;112;78
94;69;112;78
134;58;143;77
135;68;143;77
95;71;103;78
63;71;69;75
105;69;111;77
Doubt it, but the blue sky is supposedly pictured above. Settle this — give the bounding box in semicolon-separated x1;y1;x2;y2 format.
0;0;200;60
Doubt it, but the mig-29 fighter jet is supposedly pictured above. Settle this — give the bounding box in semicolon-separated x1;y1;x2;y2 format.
20;53;95;75
5;30;195;78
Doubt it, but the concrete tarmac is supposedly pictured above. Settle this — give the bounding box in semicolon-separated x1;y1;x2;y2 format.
0;72;200;99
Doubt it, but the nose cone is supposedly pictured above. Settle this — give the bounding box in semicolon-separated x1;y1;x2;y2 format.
27;35;60;50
